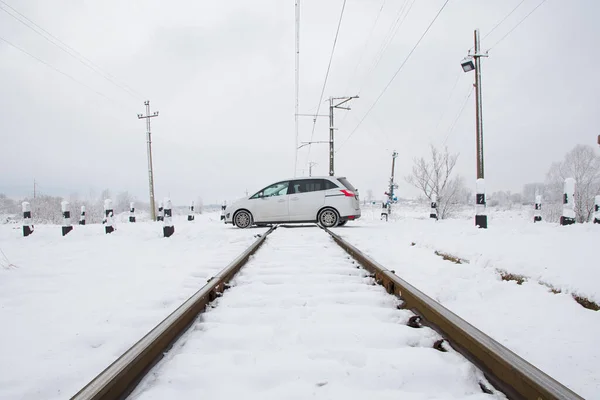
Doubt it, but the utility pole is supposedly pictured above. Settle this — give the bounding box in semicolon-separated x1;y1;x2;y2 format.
461;29;488;229
33;179;36;199
387;151;398;215
474;29;485;182
329;95;358;176
137;100;159;221
294;0;300;177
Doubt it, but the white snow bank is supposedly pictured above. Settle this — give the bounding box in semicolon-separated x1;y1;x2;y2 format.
333;207;600;398
0;213;266;400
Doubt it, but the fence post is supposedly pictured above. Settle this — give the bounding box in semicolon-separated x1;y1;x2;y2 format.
104;199;115;234
157;201;164;222
560;178;576;226
475;178;487;228
61;201;73;236
220;202;226;221
163;198;174;237
22;201;33;237
534;195;542;223
188;201;195;221
430;194;438;220
129;202;136;223
79;206;86;225
594;195;600;224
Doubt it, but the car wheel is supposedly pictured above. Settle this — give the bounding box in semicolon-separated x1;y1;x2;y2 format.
234;210;253;229
318;208;339;228
337;220;347;226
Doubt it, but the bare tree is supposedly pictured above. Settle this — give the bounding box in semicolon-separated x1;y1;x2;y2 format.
405;145;466;219
546;144;600;223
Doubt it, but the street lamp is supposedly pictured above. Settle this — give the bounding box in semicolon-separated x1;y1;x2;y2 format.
460;56;475;72
461;29;488;229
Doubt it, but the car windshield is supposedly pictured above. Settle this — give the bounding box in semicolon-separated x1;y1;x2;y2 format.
337;177;357;192
252;181;289;198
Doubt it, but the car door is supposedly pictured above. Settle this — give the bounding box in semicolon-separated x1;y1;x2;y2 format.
288;179;326;221
248;181;290;222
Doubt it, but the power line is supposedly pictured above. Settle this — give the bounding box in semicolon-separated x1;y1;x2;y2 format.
305;0;348;166
489;0;549;50
0;36;115;103
338;0;413;131
481;0;527;42
443;86;473;145
341;0;387;96
357;0;414;94
0;0;144;99
433;71;461;131
337;0;451;152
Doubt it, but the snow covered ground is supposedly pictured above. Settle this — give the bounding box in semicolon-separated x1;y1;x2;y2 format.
1;204;598;398
0;214;267;400
131;227;500;400
332;203;600;398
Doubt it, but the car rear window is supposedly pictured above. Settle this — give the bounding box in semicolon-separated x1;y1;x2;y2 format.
337;177;356;192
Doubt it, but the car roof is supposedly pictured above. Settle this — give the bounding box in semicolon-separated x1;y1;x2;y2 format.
284;176;345;180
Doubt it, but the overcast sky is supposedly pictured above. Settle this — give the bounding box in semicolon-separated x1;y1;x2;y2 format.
1;0;598;205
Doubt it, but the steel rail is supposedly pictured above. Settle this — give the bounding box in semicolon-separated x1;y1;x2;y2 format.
70;226;277;400
324;227;583;400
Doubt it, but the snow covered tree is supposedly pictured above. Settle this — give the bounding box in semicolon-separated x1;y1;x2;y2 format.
405;145;467;219
545;145;600;223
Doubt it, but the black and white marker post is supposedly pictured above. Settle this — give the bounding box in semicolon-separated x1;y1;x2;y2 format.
79;206;86;225
560;178;576;226
129;202;136;223
163;198;174;237
22;201;33;237
534;195;542;223
430;194;438;220
188;201;195;221
380;201;389;221
475;179;487;228
157;201;164;222
61;201;73;236
220;202;226;221
593;195;599;224
104;199;115;234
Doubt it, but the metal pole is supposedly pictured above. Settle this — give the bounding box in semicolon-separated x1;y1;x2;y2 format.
294;0;300;177
329;97;334;176
473;29;487;229
138;101;159;221
389;151;398;215
474;29;484;180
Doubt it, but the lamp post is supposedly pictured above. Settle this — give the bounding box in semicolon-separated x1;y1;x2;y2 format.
461;29;488;229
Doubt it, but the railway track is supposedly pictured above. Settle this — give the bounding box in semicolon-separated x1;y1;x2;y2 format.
71;225;583;400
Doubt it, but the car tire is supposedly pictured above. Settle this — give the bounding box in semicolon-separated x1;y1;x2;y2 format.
337;220;347;226
318;208;339;228
233;210;253;229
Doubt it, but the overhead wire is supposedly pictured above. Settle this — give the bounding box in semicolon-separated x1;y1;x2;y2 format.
355;0;414;95
337;0;451;153
443;86;473;145
341;0;387;97
338;0;413;132
489;0;549;50
481;0;527;42
0;35;116;103
305;0;347;166
0;0;144;100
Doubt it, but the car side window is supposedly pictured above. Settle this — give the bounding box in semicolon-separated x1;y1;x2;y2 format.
323;179;339;190
251;181;289;198
289;179;333;194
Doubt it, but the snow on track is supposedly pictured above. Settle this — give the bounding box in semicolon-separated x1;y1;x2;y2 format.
0;214;267;400
132;227;499;400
